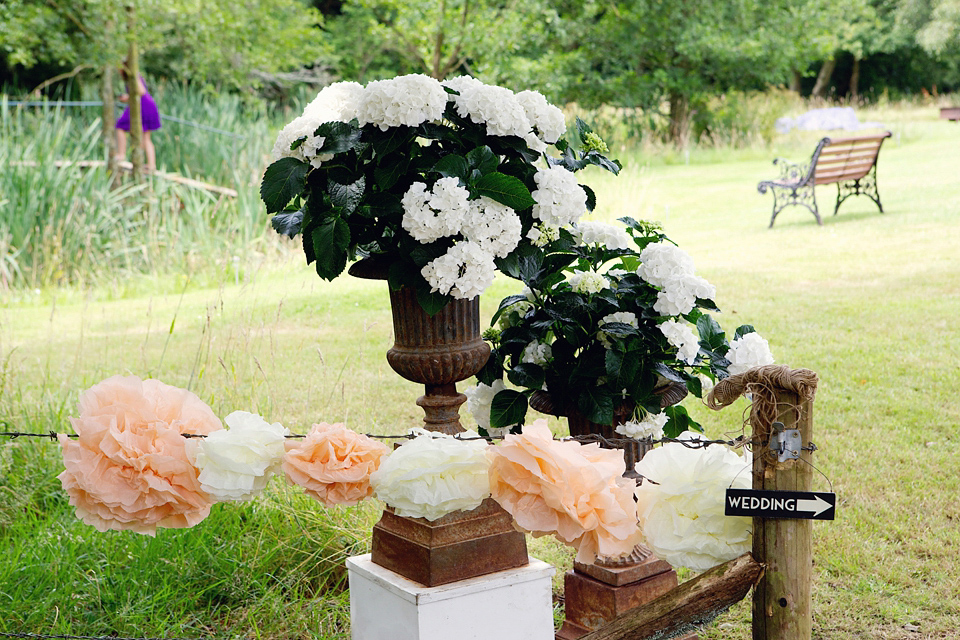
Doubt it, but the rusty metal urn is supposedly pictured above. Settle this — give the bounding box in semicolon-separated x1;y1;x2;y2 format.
385;285;490;434
349;259;527;587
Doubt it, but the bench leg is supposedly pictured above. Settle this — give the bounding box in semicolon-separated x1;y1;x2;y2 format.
835;164;884;216
767;184;821;227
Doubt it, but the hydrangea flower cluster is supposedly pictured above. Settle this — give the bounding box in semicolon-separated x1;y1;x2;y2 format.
532;165;590;227
659;319;701;365
576;221;632;250
615;412;669;440
262;73;616;309
637;242;717;316
420;240;496;300
727;332;775;375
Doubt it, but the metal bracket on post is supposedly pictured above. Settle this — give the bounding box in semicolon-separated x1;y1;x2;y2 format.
768;421;802;462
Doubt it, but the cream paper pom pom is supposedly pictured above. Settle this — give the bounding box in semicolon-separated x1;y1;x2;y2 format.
635;431;752;571
370;430;491;521
186;411;288;502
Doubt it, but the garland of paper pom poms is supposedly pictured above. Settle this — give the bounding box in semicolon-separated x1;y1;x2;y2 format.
51;375;752;571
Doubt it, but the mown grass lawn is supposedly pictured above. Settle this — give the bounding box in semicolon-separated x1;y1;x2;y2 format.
1;103;958;639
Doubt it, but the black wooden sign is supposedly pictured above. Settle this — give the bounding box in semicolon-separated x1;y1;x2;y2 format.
725;488;836;520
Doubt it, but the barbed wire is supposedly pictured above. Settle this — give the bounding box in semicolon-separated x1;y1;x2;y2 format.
0;429;751;450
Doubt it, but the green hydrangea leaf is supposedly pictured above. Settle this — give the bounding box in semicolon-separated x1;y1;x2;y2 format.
491;389;528;428
312;217;351;280
261;157;309;214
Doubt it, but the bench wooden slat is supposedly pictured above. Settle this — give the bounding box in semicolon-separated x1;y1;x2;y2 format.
817;146;882;161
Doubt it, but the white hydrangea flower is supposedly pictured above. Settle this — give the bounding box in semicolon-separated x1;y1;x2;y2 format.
727;333;775;375
635;431;752;571
401;178;470;243
444;77;531;138
532;166;588;227
304;81;365;122
575;221;632;250
515;90;566;144
521;341;552;366
651;274;716;317
271;111;336;168
526;223;560;247
637;242;697;288
185;411;288;502
659;319;701;365
599;311;639;348
459;197;522;258
569;269;610;294
370;430;492;521
697;373;716;396
464;379;510;435
421;241;496;300
615;412;669;440
355;74;448;130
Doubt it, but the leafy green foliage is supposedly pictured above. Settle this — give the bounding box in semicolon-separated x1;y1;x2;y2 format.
261;158;310;214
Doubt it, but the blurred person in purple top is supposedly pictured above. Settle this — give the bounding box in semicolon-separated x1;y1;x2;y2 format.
116;67;161;172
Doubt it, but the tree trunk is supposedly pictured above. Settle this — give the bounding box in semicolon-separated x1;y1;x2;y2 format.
788;69;802;94
125;3;144;182
101;64;117;175
810;56;837;99
849;56;860;102
668;89;690;147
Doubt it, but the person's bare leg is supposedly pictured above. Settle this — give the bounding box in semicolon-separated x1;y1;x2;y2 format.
143;131;156;172
115;129;127;162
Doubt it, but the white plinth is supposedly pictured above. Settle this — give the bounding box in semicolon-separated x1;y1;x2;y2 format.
347;554;556;640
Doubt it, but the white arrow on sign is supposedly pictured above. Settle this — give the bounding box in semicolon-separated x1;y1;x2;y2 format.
796;495;832;517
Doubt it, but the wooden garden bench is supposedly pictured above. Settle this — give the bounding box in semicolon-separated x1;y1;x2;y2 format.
757;131;892;227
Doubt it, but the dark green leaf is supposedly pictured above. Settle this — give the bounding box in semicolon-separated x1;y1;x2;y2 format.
696;314;727;351
491;389;528;428
432;154;470;181
663;405;703;438
583;184;597;212
328;176;366;214
365;125;416;157
271;210;303;238
507;363;545;390
261;157;309;214
312;217;351;280
315;121;363;154
477;353;504;387
653;362;685;383
583;151;622;175
415;286;451;316
491;294;531;325
373;156;409;190
466;146;499;175
600;322;638;337
734;325;757;340
577;387;614;425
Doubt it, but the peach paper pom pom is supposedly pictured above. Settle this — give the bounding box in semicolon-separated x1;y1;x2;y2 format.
488;419;643;563
282;422;390;507
57;375;223;534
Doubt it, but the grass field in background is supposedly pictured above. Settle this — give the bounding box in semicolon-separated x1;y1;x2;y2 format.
1;102;959;639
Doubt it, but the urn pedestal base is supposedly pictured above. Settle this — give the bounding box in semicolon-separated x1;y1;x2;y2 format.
556;547;697;640
370;498;528;587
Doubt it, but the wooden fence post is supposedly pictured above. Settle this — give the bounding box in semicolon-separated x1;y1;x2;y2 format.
706;365;819;640
750;383;815;640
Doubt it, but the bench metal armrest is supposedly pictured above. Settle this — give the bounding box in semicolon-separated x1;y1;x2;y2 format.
772;157;811;184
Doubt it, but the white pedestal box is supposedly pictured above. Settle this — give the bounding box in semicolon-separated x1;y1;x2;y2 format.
346;554;556;640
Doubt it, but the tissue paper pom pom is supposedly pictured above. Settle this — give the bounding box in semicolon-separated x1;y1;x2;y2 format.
282;423;390;507
488;420;642;563
635;431;752;571
185;411;288;502
370;430;491;521
57;375;222;535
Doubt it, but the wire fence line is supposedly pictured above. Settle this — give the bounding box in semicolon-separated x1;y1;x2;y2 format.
5;100;245;139
0;430;750;450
